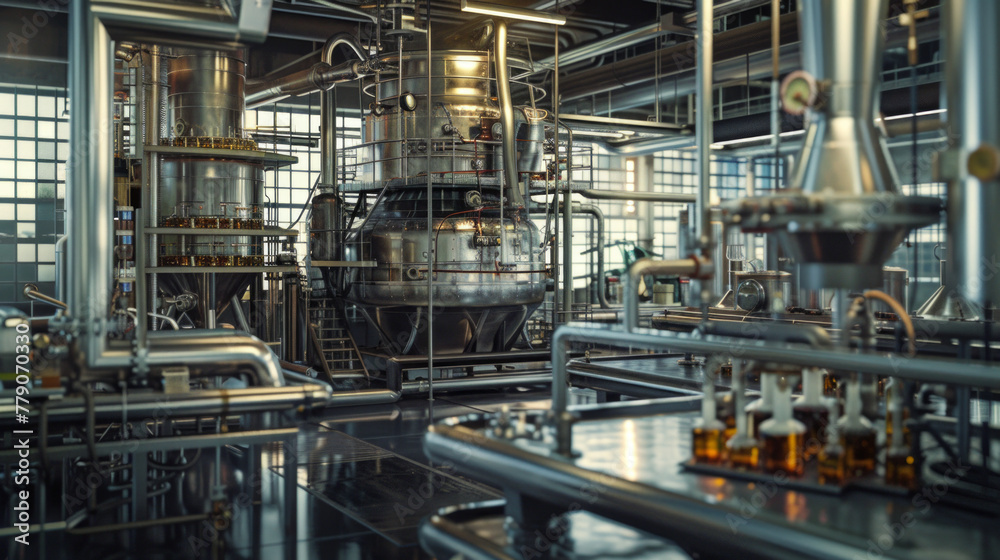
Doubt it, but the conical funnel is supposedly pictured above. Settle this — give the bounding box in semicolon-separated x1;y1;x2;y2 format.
916;260;980;320
724;0;940;290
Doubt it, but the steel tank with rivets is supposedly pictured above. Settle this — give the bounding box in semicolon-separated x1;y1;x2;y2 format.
334;48;546;354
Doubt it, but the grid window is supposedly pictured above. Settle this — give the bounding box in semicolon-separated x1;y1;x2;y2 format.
0;84;67;306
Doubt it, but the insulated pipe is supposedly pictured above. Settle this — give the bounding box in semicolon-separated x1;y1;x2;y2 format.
494;19;524;208
245;59;364;108
624;257;712;332
245;33;368;108
549;323;1000;455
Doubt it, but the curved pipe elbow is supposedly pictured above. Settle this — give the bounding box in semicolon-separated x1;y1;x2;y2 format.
323;32;367;64
146;331;285;388
624;257;713;331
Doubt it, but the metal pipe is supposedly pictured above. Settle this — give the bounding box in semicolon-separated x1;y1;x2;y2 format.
697;320;833;347
326;389;401;407
283;368;328;387
245;64;333;106
561;124;574;320
91;0;271;43
1;386;330;423
494;19;524;208
22;284;67;310
576;204;610;309
945;0;1000;310
54;234;67;301
230;295;252;333
400;371;551;395
574;188;696;203
695;0;713;255
550;322;1000;454
534;23;662;70
244;33;368;108
424;423;868;560
308;0;378;23
66;513;210;536
68;0;114;366
624;257;711;332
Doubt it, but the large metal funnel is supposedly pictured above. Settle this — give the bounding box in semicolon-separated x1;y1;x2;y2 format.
724;0;940;290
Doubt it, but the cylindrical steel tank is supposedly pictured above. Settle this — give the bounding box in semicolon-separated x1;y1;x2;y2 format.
876;266;908;315
364;50;501;184
168;52;246;139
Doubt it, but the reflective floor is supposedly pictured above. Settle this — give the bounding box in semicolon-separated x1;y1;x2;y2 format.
17;389;552;560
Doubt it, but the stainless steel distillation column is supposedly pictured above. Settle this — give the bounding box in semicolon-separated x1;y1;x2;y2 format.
156;51;265;328
343;38;545;355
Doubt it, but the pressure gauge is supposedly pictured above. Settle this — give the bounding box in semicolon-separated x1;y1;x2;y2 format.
780;70;818;116
736;279;765;312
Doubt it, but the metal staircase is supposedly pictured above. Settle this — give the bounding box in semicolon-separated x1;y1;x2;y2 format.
308;296;368;378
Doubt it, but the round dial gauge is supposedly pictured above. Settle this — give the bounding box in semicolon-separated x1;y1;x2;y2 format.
736;279;765;312
780;70;818;116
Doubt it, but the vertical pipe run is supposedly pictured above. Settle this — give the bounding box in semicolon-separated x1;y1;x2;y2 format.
695;0;713;256
320;90;337;186
68;0;114;361
146;47;163;331
426;6;434;402
945;0;1000;311
494;20;523;209
552;8;561;326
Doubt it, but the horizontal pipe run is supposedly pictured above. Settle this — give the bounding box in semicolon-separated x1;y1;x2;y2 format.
421;508;518;560
0;428;299;463
92;0;268;43
697;320;833;348
575;189;697;203
424;423;866;560
550;323;1000;454
0;386;332;424
400;371;551;396
379;349;554;368
325;389;401;407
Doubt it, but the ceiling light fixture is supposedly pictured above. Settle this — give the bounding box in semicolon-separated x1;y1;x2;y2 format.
460;0;567;25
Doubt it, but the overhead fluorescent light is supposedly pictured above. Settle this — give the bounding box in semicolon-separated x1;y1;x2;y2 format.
882;108;946;121
710;130;804;149
460;0;567;25
572;130;628;139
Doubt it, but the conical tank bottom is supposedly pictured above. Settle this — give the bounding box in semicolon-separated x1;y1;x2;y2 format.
158;272;254;328
916;285;981;320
